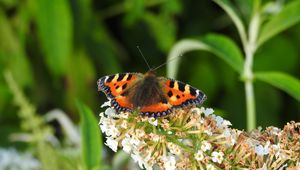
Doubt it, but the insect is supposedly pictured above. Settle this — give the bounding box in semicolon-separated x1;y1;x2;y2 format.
97;71;206;117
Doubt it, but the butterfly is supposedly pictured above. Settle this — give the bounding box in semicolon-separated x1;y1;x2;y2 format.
97;71;206;117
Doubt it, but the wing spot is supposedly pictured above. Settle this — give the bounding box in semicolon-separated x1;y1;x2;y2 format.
122;83;127;89
167;91;173;97
176;95;180;99
169;81;175;88
116;85;120;89
178;82;185;91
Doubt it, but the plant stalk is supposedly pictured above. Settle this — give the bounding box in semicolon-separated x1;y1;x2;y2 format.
244;46;256;131
243;13;260;131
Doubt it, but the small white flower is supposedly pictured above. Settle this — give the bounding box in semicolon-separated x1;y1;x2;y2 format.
203;108;214;116
215;116;224;126
148;117;158;126
105;108;117;117
163;155;176;170
206;164;217;170
99;116;113;133
105;137;118;152
194;150;204;161
215;116;231;128
200;141;212;152
211;151;224;164
101;101;111;108
255;145;269;156
121;137;132;153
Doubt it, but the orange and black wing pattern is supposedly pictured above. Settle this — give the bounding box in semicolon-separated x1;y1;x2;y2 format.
162;78;206;109
138;78;206;117
97;73;142;112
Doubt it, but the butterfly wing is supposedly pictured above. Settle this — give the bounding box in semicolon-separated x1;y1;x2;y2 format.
138;77;206;117
97;73;143;112
161;78;206;108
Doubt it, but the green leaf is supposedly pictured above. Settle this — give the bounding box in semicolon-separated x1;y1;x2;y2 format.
255;72;300;102
36;0;73;77
258;1;300;47
167;34;244;78
77;101;102;170
213;0;247;45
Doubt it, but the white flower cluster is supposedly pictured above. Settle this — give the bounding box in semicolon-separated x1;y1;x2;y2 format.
0;148;40;170
100;106;184;170
99;102;300;169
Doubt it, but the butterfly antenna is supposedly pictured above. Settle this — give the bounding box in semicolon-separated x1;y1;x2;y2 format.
152;54;183;71
137;46;151;71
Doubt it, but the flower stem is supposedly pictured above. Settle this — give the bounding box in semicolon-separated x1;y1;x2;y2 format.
243;13;260;131
244;77;256;131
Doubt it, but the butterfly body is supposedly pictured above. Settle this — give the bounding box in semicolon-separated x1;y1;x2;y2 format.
98;72;206;117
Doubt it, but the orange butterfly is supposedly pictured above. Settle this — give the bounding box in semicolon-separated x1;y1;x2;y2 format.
98;71;206;117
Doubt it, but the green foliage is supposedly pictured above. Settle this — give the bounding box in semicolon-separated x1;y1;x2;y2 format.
199;34;244;73
35;0;73;77
255;72;300;102
167;34;244;78
77;101;102;170
167;0;300;130
213;0;247;44
258;0;300;47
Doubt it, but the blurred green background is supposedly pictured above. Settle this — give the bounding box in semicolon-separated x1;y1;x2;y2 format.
0;0;300;152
